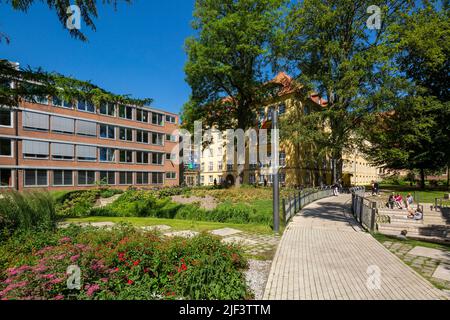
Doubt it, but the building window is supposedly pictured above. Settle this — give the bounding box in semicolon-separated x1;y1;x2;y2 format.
165;134;177;142
22;140;49;159
165;115;176;123
52;96;63;107
278;103;286;115
33;95;49;105
119;105;133;120
99;102;115;116
22;111;49;131
136;172;149;185
151;132;164;145
151;153;163;165
151;172;164;184
0;169;12;186
119;150;133;163
75;120;97;137
0;108;12;127
24;169;47;186
119;172;133;185
99;124;115;139
217;147;222;156
76;145;97;162
77;99;95;113
279;173;286;184
51;143;74;161
100;171;115;185
165;172;176;179
249;174;256;184
151;112;164;125
136;151;149;164
200;175;204;184
227;164;233;171
78;171;96;185
218;162;223;170
53;170;73;186
136;109;148;122
0;138;12;156
209;175;213;183
136;130;149;143
99;148;115;162
51;116;75;134
119;127;133;141
209;162;214;171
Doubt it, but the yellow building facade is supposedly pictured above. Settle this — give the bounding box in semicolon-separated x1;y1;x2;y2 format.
189;73;380;187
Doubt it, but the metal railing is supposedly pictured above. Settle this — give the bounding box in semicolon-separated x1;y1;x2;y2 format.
282;186;335;224
350;187;378;232
434;197;450;210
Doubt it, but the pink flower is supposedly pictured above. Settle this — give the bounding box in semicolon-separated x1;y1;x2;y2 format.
50;278;64;284
100;278;108;283
59;237;72;244
42;274;55;279
86;284;100;297
54;295;64;300
70;254;80;262
32;265;47;273
53;253;66;261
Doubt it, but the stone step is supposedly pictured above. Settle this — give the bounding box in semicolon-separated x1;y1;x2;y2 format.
378;225;449;238
378;229;450;243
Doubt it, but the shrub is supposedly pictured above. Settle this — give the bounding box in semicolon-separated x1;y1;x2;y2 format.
55;190;98;218
0;225;249;300
0;191;56;241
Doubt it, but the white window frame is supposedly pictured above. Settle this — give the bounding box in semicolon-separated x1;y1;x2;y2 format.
99;124;116;140
24;169;48;187
77;170;96;186
53;170;74;186
119;150;134;164
165;172;177;180
119;171;133;185
0;138;13;158
99;148;116;163
0;109;13;128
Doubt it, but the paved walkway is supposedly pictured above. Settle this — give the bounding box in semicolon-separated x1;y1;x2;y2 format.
263;195;447;300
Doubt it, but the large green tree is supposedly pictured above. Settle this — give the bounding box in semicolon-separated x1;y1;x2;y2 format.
182;0;286;131
275;0;412;183
362;1;450;188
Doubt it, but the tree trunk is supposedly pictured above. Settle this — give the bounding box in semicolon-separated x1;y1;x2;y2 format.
420;168;425;189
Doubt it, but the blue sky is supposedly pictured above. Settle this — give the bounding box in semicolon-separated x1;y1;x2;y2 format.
0;1;196;115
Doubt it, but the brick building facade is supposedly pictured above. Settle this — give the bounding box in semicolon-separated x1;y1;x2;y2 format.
0;97;180;191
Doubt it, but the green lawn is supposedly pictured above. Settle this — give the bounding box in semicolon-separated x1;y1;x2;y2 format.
64;216;277;234
375;185;450;204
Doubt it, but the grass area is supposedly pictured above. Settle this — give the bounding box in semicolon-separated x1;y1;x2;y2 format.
373;233;450;252
64;216;277;234
372;184;450;204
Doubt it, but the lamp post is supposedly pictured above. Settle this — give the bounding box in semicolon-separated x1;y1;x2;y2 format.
272;109;280;233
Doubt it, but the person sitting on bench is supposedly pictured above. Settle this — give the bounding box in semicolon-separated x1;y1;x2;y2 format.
387;193;396;209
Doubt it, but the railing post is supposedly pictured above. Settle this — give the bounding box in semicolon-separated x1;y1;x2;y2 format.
294;192;297;213
370;201;377;232
282;198;286;225
298;191;302;210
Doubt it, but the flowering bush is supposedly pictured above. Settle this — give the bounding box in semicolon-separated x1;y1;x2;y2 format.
0;224;249;300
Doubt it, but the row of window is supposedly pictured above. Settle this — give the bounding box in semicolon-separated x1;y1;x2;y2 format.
0;169;177;187
23;96;177;125
21;111;176;145
197;173;286;185
198;153;286;172
14;139;175;164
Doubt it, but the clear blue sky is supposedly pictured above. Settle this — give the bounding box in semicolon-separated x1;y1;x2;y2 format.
0;1;196;115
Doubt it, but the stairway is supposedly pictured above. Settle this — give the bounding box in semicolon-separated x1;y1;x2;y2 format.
377;205;450;243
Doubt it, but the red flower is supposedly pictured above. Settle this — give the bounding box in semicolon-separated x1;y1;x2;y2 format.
177;263;188;273
133;260;140;266
127;279;134;285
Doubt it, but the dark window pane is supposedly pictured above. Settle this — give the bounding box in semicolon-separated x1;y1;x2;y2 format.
0;109;11;126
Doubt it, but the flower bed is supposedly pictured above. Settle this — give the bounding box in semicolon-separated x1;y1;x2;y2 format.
0;224;249;300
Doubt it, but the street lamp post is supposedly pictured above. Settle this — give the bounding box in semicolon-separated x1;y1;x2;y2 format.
272;109;280;233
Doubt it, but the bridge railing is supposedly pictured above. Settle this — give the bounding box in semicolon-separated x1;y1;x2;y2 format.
282;186;335;224
350;187;378;232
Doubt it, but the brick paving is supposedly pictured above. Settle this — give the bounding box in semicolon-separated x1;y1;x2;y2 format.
263;195;447;300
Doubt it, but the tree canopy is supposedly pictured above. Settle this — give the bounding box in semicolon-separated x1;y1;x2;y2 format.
182;0;286;131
